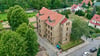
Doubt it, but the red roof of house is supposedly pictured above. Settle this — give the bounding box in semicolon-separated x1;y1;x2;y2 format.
61;18;67;24
90;14;100;26
82;0;92;6
36;7;67;27
71;4;78;9
78;3;83;7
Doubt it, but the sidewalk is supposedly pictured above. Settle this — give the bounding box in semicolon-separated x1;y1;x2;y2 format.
58;36;89;56
58;41;89;56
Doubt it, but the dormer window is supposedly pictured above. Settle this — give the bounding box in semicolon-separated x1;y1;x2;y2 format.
48;16;52;22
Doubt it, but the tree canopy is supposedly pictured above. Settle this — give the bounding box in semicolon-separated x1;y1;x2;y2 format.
7;5;29;30
71;18;90;41
0;30;27;56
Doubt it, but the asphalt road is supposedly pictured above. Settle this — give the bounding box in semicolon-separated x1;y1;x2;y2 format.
67;37;100;56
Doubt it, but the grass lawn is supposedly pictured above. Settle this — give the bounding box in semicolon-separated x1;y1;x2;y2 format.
61;39;84;51
0;12;37;21
0;23;3;30
0;13;7;21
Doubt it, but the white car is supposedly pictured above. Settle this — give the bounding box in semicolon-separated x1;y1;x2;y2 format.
82;52;91;56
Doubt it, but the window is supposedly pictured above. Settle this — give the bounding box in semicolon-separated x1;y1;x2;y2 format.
51;32;52;36
66;33;68;36
66;22;70;25
66;38;67;40
39;19;40;22
67;27;68;31
51;27;52;30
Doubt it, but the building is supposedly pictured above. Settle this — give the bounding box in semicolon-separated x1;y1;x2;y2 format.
71;4;83;12
88;14;100;29
82;0;92;6
36;7;72;45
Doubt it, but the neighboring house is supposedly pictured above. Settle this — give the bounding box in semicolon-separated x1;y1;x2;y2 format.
36;7;72;45
71;4;83;12
82;0;92;6
88;14;100;29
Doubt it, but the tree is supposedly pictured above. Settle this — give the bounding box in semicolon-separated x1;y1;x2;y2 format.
82;3;86;8
0;30;27;56
88;2;91;6
25;28;39;56
7;5;29;30
86;13;93;19
97;47;100;56
96;6;100;15
75;10;85;16
60;10;69;18
16;23;28;37
71;18;90;41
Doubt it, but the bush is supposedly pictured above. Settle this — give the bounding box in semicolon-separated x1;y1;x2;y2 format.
66;9;71;14
60;10;69;18
86;13;93;20
75;10;85;16
0;30;27;56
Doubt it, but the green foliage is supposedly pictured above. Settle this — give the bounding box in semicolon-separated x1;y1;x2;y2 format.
75;10;85;16
96;6;100;15
86;13;93;20
16;23;28;37
71;18;90;41
60;10;69;18
97;48;100;56
61;40;83;51
82;3;87;8
7;5;29;30
0;30;27;56
25;28;39;56
88;2;91;6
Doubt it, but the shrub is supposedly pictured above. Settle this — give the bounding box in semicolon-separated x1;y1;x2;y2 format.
86;13;93;20
0;30;27;56
75;10;85;16
66;9;71;14
60;10;69;18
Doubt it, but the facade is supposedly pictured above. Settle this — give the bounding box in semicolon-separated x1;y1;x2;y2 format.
36;7;72;45
71;4;83;12
88;14;100;29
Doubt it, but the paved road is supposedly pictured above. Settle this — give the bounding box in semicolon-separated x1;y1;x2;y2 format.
67;37;100;56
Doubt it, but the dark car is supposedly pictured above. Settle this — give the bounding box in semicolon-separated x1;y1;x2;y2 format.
90;47;97;53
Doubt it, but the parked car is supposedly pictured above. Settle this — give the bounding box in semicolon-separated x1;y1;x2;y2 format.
90;47;97;53
82;52;90;56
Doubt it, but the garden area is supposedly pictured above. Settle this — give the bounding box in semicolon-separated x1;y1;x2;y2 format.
61;39;84;51
0;12;37;21
0;5;39;56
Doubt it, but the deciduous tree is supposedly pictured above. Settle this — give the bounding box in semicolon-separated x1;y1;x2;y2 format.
7;5;29;30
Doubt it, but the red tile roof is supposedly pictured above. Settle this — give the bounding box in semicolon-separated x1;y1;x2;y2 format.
82;0;92;6
71;4;78;9
61;18;67;24
36;7;66;27
90;14;100;26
